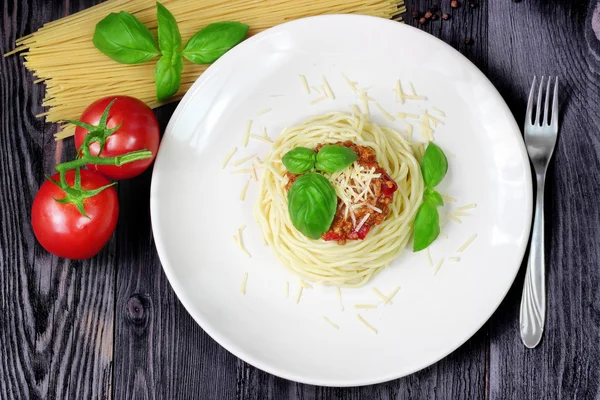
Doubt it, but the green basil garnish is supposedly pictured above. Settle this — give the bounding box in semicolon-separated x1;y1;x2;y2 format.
155;52;183;100
315;145;358;173
413;142;448;252
182;22;249;64
156;2;182;54
420;142;448;187
282;147;316;174
93;11;159;64
424;187;443;207
412;201;440;252
288;173;337;240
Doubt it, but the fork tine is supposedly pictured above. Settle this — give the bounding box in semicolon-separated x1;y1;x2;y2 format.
526;76;537;126
543;77;552;126
551;77;559;131
535;76;544;126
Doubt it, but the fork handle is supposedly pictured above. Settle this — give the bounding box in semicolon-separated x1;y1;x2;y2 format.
519;176;546;348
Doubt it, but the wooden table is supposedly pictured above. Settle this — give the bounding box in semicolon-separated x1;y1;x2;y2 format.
1;1;599;399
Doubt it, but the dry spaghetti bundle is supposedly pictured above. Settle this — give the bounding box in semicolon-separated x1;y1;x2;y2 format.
6;0;405;139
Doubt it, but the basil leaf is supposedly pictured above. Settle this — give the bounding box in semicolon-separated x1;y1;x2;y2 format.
315;145;358;173
155;52;183;100
421;142;448;187
156;2;181;54
182;22;249;64
93;11;159;64
288;173;337;240
282;147;316;174
424;187;443;207
413;201;440;252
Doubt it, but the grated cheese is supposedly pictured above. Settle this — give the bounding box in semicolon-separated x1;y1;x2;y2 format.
448;257;460;262
240;180;250;201
251;164;258;182
372;287;391;304
295;286;303;304
434;258;445;276
221;147;237;169
336;287;344;311
457;203;477;211
440;193;457;203
322;76;335;99
375;103;395;121
426;248;433;267
298;280;313;289
365;203;382;213
359;90;370;115
240;272;248;294
310;95;328;105
354;304;377;309
232;154;256;167
298;75;310;94
342;74;359;92
439;232;448;239
242;120;252;147
322;316;339;330
432;106;446;117
453;211;472;217
233;231;251;258
311;86;322;94
457;234;477;252
285;281;289;297
355;213;371;232
357;314;377;334
256;108;271;115
350;104;362;115
443;211;462;224
384;286;401;303
249;134;273;144
396;112;419;119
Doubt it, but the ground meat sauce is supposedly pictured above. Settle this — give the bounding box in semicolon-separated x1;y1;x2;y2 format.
285;141;398;245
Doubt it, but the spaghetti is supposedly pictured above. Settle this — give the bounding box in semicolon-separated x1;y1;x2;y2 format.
5;0;405;139
254;112;423;287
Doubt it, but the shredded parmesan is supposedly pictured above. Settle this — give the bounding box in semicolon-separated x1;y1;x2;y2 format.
311;86;322;94
434;258;445;275
396;112;419;119
440;193;457;202
251;164;258;182
372;287;391;304
322;316;339;330
447;150;457;158
355;213;371;232
249;134;273;144
384;286;401;303
298;75;310;94
310;95;328;105
448;257;460;262
453;211;472;217
233;231;251;258
375;103;395;121
336;287;344;311
221;147;237;169
261;126;269;139
256;108;271;115
365;203;382;213
432;106;446;117
285;281;289;297
295;286;303;304
439;232;448;239
350;104;362;115
354;304;377;309
240;180;250;201
457;234;477;252
394;80;404;104
457;203;477;211
242;120;252;147
443;211;462;224
342;74;358;92
357;314;377;334
240;272;248;294
426;248;433;267
360;90;370;115
322;76;335;99
298;280;313;289
232;154;256;167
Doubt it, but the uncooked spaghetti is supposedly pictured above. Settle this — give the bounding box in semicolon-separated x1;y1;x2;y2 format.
254;112;423;287
5;0;405;139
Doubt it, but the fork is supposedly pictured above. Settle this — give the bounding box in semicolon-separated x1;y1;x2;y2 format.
519;76;559;348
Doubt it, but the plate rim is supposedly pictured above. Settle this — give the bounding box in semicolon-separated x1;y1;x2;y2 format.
150;14;533;386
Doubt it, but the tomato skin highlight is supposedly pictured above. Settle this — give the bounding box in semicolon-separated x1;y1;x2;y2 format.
74;96;160;180
31;170;119;259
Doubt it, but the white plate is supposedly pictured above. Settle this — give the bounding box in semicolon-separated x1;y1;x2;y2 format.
150;15;532;386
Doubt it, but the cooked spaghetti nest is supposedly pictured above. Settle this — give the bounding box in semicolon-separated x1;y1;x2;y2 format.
254;111;424;287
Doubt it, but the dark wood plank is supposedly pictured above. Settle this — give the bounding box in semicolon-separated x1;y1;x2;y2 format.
486;1;600;399
111;104;238;400
0;1;115;399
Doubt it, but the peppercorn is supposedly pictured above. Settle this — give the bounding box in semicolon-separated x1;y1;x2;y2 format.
441;13;450;20
465;37;473;45
451;0;460;8
411;10;420;19
424;11;433;19
419;17;427;25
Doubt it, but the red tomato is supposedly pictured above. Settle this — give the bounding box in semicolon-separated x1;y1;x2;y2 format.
31;170;119;259
74;96;160;180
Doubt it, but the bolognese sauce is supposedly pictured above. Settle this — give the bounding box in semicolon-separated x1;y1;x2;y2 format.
285;141;398;244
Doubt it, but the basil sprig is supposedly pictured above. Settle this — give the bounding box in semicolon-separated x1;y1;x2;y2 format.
92;11;159;64
93;2;248;101
182;22;249;64
315;145;358;173
413;142;448;252
288;173;337;240
282;147;316;174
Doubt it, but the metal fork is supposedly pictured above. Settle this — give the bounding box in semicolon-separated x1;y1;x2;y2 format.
519;76;559;348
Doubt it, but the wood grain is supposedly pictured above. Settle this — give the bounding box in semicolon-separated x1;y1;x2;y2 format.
486;1;600;399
